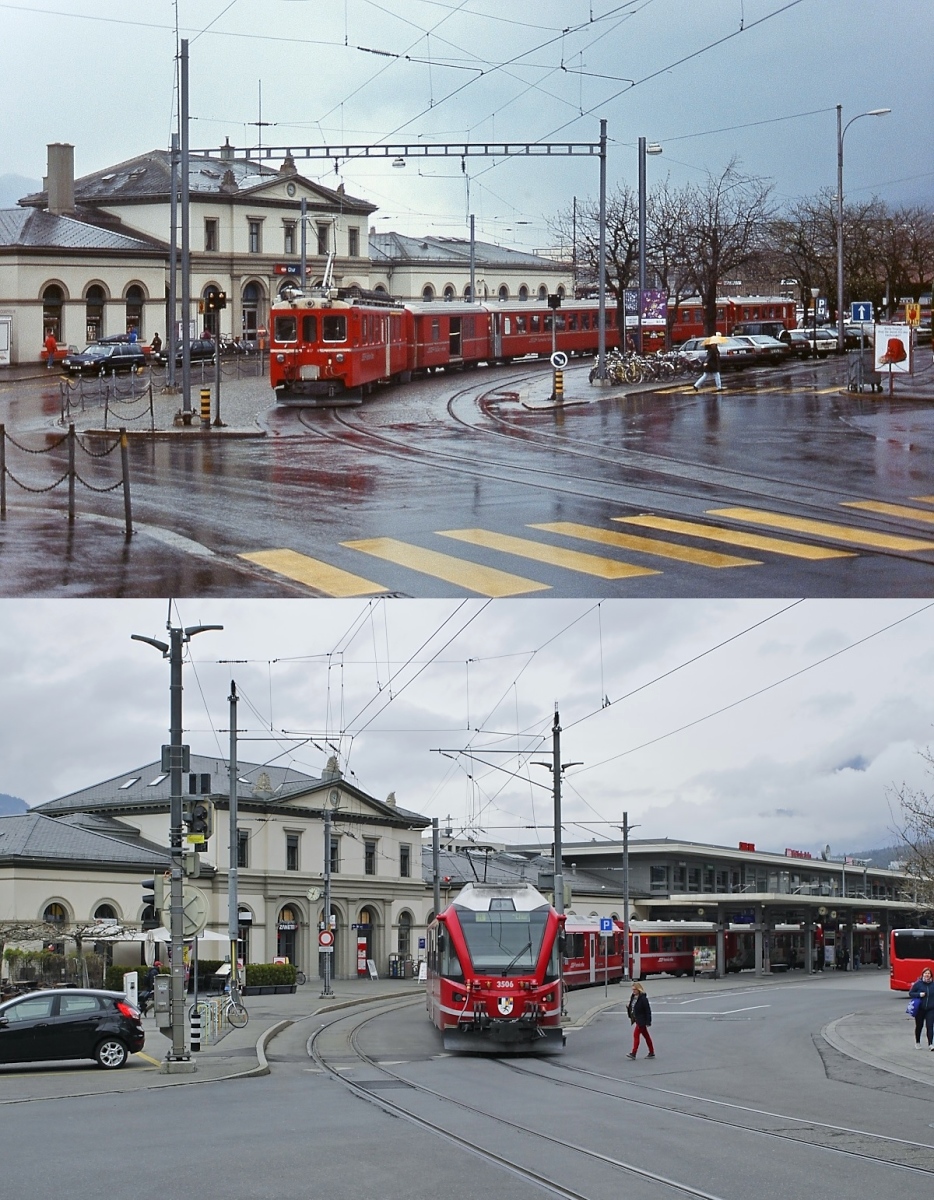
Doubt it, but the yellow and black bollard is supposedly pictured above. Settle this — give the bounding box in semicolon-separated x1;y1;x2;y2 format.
200;386;211;429
553;368;564;402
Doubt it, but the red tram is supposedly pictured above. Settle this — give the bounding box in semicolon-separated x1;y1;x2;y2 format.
562;918;757;986
426;881;566;1053
669;297;797;344
268;288;620;404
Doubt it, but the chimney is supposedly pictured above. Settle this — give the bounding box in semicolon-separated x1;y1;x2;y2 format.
45;143;75;215
220;138;235;161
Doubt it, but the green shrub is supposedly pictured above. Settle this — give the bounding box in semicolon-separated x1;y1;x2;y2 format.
244;963;296;987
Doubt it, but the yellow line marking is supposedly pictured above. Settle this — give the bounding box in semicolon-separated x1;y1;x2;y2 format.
240;549;388;597
136;1052;163;1066
341;537;550;596
530;521;760;568
911;496;934;506
615;515;855;560
436;529;660;580
707;507;934;553
842;500;934;525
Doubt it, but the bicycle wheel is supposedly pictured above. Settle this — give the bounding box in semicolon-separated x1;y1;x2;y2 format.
295;970;307;986
226;1000;249;1029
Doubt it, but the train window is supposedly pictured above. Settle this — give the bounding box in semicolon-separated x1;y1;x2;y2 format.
530;315;540;333
301;315;317;343
503;318;511;335
581;312;590;330
274;315;298;343
544;314;552;332
515;315;526;333
566;933;584;958
567;314;578;331
432;319;441;342
647;937;658;952
555;314;566;331
322;315;346;342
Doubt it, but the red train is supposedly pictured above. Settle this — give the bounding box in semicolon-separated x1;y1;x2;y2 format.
562;917;758;986
426;882;566;1053
268;289;620;403
669;297;797;344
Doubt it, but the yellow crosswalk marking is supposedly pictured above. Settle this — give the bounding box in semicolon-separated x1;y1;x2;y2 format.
530;521;760;568
615;515;855;560
341;537;550;596
708;507;934;552
240;549;388;597
437;529;660;580
842;500;934;525
911;496;934;506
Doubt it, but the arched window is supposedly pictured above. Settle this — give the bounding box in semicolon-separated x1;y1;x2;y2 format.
85;284;106;343
42;284;64;342
556;285;566;299
518;285;529;301
537;285;548;301
125;284;145;338
94;903;117;921
43;902;67;925
242;280;265;339
463;284;473;301
443;285;455;302
374;285;389;296
498;285;509;302
422;284;435;301
277;905;300;966
201;286;221;337
398;912;413;957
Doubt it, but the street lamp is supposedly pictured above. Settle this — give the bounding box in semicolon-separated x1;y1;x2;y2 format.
835;105;891;352
637;138;663;353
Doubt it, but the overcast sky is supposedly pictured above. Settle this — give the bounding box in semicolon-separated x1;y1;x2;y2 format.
2;1;930;249
2;598;932;858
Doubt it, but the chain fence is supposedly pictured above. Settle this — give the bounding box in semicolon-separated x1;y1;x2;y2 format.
0;422;133;535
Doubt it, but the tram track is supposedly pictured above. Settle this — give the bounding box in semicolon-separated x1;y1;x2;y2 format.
307;998;731;1200
295;366;934;568
496;1055;934;1177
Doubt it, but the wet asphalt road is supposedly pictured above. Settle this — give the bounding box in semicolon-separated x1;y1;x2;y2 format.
3;358;934;597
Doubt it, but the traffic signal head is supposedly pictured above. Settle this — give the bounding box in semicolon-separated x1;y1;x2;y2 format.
216;290;228;310
204;292;216;313
186;798;214;845
141;874;165;930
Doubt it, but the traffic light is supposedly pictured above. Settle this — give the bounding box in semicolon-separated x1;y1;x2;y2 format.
186;798;214;846
215;290;228;310
141;874;165;930
547;293;562;310
204;292;216;314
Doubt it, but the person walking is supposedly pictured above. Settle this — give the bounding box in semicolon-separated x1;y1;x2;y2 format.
44;330;57;368
909;966;934;1049
150;332;162;355
693;338;722;391
626;981;655;1059
140;960;161;1016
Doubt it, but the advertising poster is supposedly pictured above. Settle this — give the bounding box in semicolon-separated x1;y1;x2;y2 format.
874;324;912;374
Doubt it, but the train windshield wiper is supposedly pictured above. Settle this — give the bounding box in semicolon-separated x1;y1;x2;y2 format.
502;941;532;976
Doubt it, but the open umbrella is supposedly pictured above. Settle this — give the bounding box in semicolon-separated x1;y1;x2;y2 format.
702;333;729;345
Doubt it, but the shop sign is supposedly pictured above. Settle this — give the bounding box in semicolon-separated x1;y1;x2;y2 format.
277;921;298;931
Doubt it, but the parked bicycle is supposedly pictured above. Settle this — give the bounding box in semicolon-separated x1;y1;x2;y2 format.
223;981;249;1028
294;969;307;985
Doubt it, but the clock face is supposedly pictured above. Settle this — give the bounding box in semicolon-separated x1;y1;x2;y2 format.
328;789;341;808
181;885;209;937
287;182;296;196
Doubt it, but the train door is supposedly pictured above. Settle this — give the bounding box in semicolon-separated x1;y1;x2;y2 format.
492;313;502;358
632;933;641;980
449;317;462;359
588;932;596;984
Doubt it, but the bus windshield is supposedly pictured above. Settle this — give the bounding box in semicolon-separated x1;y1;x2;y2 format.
455;907;549;975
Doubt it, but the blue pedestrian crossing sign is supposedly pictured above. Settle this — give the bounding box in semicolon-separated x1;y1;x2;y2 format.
850;301;873;322
599;917;613;933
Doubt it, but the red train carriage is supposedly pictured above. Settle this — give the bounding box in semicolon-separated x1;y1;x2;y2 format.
269;290;621;405
562;918;756;986
426;882;565;1053
670;297;797;344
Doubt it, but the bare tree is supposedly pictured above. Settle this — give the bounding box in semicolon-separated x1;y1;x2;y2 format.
890;753;934;908
674;159;775;334
551;184;639;332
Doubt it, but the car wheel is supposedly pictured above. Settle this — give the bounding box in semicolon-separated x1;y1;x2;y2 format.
95;1037;129;1069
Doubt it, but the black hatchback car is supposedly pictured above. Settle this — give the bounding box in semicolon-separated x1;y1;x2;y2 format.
0;988;144;1069
61;342;147;376
154;337;217;366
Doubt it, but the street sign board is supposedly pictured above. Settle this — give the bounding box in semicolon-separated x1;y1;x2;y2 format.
318;929;334;948
599;917;613;933
850;301;873;322
905;303;921;327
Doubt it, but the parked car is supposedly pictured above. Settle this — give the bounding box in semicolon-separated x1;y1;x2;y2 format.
778;328;832;358
730;334;791;365
61;342;147;375
0;988;144;1069
678;336;756;370
154;337;217;366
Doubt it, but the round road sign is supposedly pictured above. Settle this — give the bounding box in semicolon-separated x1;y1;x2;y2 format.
318;929;335;948
550;350;569;369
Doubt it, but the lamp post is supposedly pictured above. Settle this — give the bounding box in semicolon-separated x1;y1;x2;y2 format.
810;285;820;357
637;138;663;353
835;105;891;352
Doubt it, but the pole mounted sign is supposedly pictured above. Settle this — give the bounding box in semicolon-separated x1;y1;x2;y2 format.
850;301;873;322
318;929;334;952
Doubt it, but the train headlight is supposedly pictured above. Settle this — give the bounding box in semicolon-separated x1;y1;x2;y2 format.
275;354;285;363
335;353;345;362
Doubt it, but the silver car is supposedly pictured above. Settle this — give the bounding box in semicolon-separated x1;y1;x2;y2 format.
678;336;756;370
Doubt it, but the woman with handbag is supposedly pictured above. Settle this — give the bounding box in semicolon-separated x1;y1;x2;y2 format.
626;982;655;1059
908;966;934;1048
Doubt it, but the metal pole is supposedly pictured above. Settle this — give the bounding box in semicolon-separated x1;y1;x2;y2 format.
0;424;5;519
167;133;179;391
596;118;607;381
638;137;646;355
836;105;845;354
432;817;441;916
120;429;132;538
180;39;192;419
67;423;75;523
300;196;307;287
167;626;187;1060
552;709;564;917
321;807;334;997
469;214;475;303
228;681;239;985
622;813;630;980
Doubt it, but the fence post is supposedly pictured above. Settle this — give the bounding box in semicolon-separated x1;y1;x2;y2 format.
0;424;6;519
120;428;133;538
67;423;76;523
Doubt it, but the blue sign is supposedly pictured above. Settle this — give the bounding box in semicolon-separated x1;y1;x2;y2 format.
599;917;613;933
850;301;874;322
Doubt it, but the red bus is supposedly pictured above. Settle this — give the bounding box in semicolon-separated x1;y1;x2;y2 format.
889;928;934;991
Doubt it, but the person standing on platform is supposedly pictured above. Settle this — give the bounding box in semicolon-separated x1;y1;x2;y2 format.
626;982;655;1059
909;967;934;1049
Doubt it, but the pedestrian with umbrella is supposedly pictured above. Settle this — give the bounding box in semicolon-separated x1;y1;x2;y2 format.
694;333;725;392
